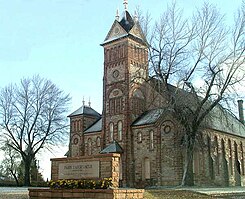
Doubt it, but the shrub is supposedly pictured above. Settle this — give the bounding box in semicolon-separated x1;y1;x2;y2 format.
48;178;112;189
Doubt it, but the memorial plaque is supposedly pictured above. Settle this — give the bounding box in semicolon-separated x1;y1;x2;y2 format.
58;161;100;179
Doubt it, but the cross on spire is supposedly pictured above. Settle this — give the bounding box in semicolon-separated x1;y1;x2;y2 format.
123;0;128;11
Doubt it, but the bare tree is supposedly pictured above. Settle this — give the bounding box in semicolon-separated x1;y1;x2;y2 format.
142;2;245;186
0;75;71;186
0;142;21;186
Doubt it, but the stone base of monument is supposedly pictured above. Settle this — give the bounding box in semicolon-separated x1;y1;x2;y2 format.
29;153;145;198
28;188;145;199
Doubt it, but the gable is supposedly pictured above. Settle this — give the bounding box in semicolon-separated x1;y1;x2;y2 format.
129;22;146;42
104;20;128;43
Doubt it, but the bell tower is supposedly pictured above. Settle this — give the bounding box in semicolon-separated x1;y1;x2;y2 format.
101;0;148;186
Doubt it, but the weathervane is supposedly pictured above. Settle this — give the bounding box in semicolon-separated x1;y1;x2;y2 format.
123;0;128;11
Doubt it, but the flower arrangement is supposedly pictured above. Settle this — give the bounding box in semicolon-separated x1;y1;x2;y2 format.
48;178;112;189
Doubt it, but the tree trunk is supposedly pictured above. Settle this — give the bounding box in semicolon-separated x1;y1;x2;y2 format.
9;169;19;186
181;135;195;186
24;158;32;186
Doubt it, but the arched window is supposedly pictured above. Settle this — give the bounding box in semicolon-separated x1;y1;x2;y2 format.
71;122;75;132
109;123;114;142
150;130;154;150
207;136;214;179
131;88;145;115
88;138;92;156
96;137;101;147
144;158;150;179
241;142;244;175
73;121;76;132
109;89;124;115
109;49;112;62
76;121;79;132
228;139;233;175
118;121;122;141
214;136;219;174
138;132;142;143
234;141;241;175
73;137;79;145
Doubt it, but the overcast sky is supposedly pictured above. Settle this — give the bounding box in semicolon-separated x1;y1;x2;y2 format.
0;0;243;180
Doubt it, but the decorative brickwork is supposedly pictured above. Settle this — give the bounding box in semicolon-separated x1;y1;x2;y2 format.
29;188;144;199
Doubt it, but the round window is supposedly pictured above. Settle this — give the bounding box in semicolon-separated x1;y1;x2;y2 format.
73;138;79;145
113;70;119;78
164;125;171;134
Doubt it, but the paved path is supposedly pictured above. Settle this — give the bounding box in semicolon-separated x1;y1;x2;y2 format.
179;187;245;195
177;187;245;198
148;186;245;198
0;187;28;194
0;187;28;199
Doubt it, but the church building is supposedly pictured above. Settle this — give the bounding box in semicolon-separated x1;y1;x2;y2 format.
66;1;245;187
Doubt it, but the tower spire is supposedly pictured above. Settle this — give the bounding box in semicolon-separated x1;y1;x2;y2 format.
88;97;91;107
82;96;85;106
134;10;138;22
116;8;120;21
123;0;128;11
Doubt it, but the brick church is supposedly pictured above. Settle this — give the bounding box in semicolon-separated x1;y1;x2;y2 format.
66;1;245;187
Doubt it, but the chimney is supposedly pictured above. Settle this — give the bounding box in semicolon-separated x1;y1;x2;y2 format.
238;100;244;124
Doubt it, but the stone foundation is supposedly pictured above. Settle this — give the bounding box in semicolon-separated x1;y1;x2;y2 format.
29;188;144;199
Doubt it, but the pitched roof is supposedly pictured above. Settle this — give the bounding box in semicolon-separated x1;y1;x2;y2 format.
119;11;135;32
68;105;101;118
149;78;245;137
205;105;245;138
64;150;70;157
84;118;102;134
100;141;123;154
102;11;146;46
132;108;165;126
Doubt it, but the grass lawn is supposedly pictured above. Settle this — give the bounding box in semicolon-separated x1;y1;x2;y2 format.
144;190;215;199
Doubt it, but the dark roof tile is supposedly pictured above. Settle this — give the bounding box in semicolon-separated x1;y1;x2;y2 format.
132;109;165;126
119;11;135;33
68;105;101;118
100;141;123;154
84;118;102;133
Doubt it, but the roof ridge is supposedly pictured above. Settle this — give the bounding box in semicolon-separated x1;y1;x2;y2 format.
68;105;101;117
